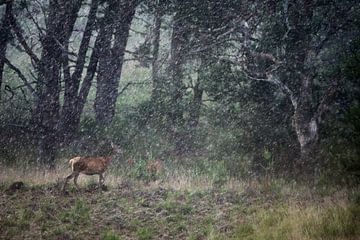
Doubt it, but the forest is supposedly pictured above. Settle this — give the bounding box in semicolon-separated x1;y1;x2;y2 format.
0;0;359;239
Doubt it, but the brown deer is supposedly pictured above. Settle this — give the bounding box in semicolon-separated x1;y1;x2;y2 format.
62;142;121;192
146;159;163;175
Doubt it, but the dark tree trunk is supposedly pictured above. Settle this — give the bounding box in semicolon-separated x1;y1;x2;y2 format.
67;14;109;136
168;11;190;153
292;74;338;179
34;0;82;168
60;0;99;143
292;104;319;176
187;57;207;130
74;34;101;125
94;0;138;126
0;1;12;99
185;81;203;152
291;73;318;173
280;1;321;178
151;6;162;101
188;82;203;130
185;56;206;153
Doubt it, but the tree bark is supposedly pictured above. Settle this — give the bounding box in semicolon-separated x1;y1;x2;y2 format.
188;82;203;129
280;0;319;177
151;5;162;101
168;10;190;153
94;0;138;126
0;1;13;99
34;0;82;168
60;0;99;143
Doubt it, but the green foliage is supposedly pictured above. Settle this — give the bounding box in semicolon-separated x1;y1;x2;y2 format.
131;158;150;181
319;105;360;185
346;106;360;146
128;155;164;182
209;161;229;187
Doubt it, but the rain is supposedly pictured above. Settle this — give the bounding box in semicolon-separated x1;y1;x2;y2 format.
0;0;359;239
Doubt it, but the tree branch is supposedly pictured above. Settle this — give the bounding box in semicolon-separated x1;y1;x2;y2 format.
71;0;98;85
4;58;37;97
9;12;40;65
24;1;46;37
235;63;298;110
118;81;150;96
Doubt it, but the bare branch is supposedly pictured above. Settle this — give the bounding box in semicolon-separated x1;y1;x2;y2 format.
2;85;14;102
24;1;46;37
230;58;298;110
118;81;150;96
71;0;98;85
282;0;293;41
9;13;40;65
130;28;147;35
4;58;37;97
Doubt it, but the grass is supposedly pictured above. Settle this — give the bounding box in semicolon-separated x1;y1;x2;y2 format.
0;164;359;240
101;230;123;240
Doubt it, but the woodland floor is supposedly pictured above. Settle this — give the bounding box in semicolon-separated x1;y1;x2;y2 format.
0;176;359;240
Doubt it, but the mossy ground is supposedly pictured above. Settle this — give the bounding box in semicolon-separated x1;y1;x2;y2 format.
0;173;359;240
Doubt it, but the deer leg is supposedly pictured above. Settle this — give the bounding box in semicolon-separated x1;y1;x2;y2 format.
63;172;76;191
99;173;104;190
73;172;80;189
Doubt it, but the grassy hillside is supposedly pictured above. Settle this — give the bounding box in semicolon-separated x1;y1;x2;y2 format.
0;167;359;240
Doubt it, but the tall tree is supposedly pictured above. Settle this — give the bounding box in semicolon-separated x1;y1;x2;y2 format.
7;0;98;167
150;1;163;101
33;0;83;167
59;0;99;143
223;0;360;176
94;0;140;125
0;0;13;100
166;0;242;153
167;8;191;152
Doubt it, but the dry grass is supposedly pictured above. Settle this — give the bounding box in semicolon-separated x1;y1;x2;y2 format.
0;164;250;194
0;163;359;240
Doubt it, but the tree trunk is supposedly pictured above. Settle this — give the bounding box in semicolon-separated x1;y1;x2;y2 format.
188;83;203;129
0;1;12;99
94;0;138;126
185;81;203;153
188;57;206;130
293;112;318;168
151;6;162;101
291;72;320;178
35;0;82;168
60;0;98;143
283;2;319;178
168;11;190;153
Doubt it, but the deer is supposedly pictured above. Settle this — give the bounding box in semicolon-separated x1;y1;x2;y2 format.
146;159;163;175
62;142;121;192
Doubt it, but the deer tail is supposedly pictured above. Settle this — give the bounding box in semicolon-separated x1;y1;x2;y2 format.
69;157;81;171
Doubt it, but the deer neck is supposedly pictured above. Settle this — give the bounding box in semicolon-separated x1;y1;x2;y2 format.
104;156;112;163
